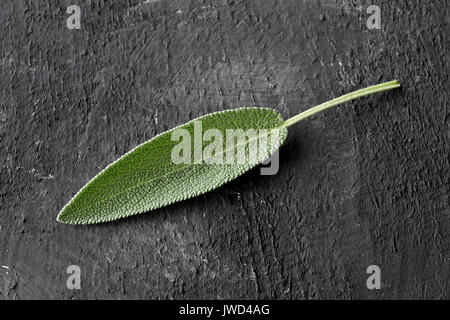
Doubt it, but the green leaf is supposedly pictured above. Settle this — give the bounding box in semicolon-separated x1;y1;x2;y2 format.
57;80;400;224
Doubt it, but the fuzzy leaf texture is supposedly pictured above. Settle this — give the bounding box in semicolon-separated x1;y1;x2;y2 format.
58;108;287;224
58;80;400;224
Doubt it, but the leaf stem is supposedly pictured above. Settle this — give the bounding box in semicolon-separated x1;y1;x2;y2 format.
281;80;400;128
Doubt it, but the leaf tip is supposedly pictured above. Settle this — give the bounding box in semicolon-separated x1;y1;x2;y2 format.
56;205;81;225
56;210;72;224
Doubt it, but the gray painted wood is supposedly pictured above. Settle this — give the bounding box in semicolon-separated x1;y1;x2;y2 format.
0;0;448;299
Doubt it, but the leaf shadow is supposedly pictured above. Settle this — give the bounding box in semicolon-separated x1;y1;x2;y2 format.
74;134;306;231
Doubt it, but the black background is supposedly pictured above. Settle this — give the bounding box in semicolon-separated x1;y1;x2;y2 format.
0;0;448;299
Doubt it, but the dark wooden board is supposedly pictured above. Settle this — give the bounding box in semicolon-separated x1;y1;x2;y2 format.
0;0;448;299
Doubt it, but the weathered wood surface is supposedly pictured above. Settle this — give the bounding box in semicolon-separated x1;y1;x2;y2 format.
0;0;448;299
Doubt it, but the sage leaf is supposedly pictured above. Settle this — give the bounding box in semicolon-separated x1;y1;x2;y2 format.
57;80;400;224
